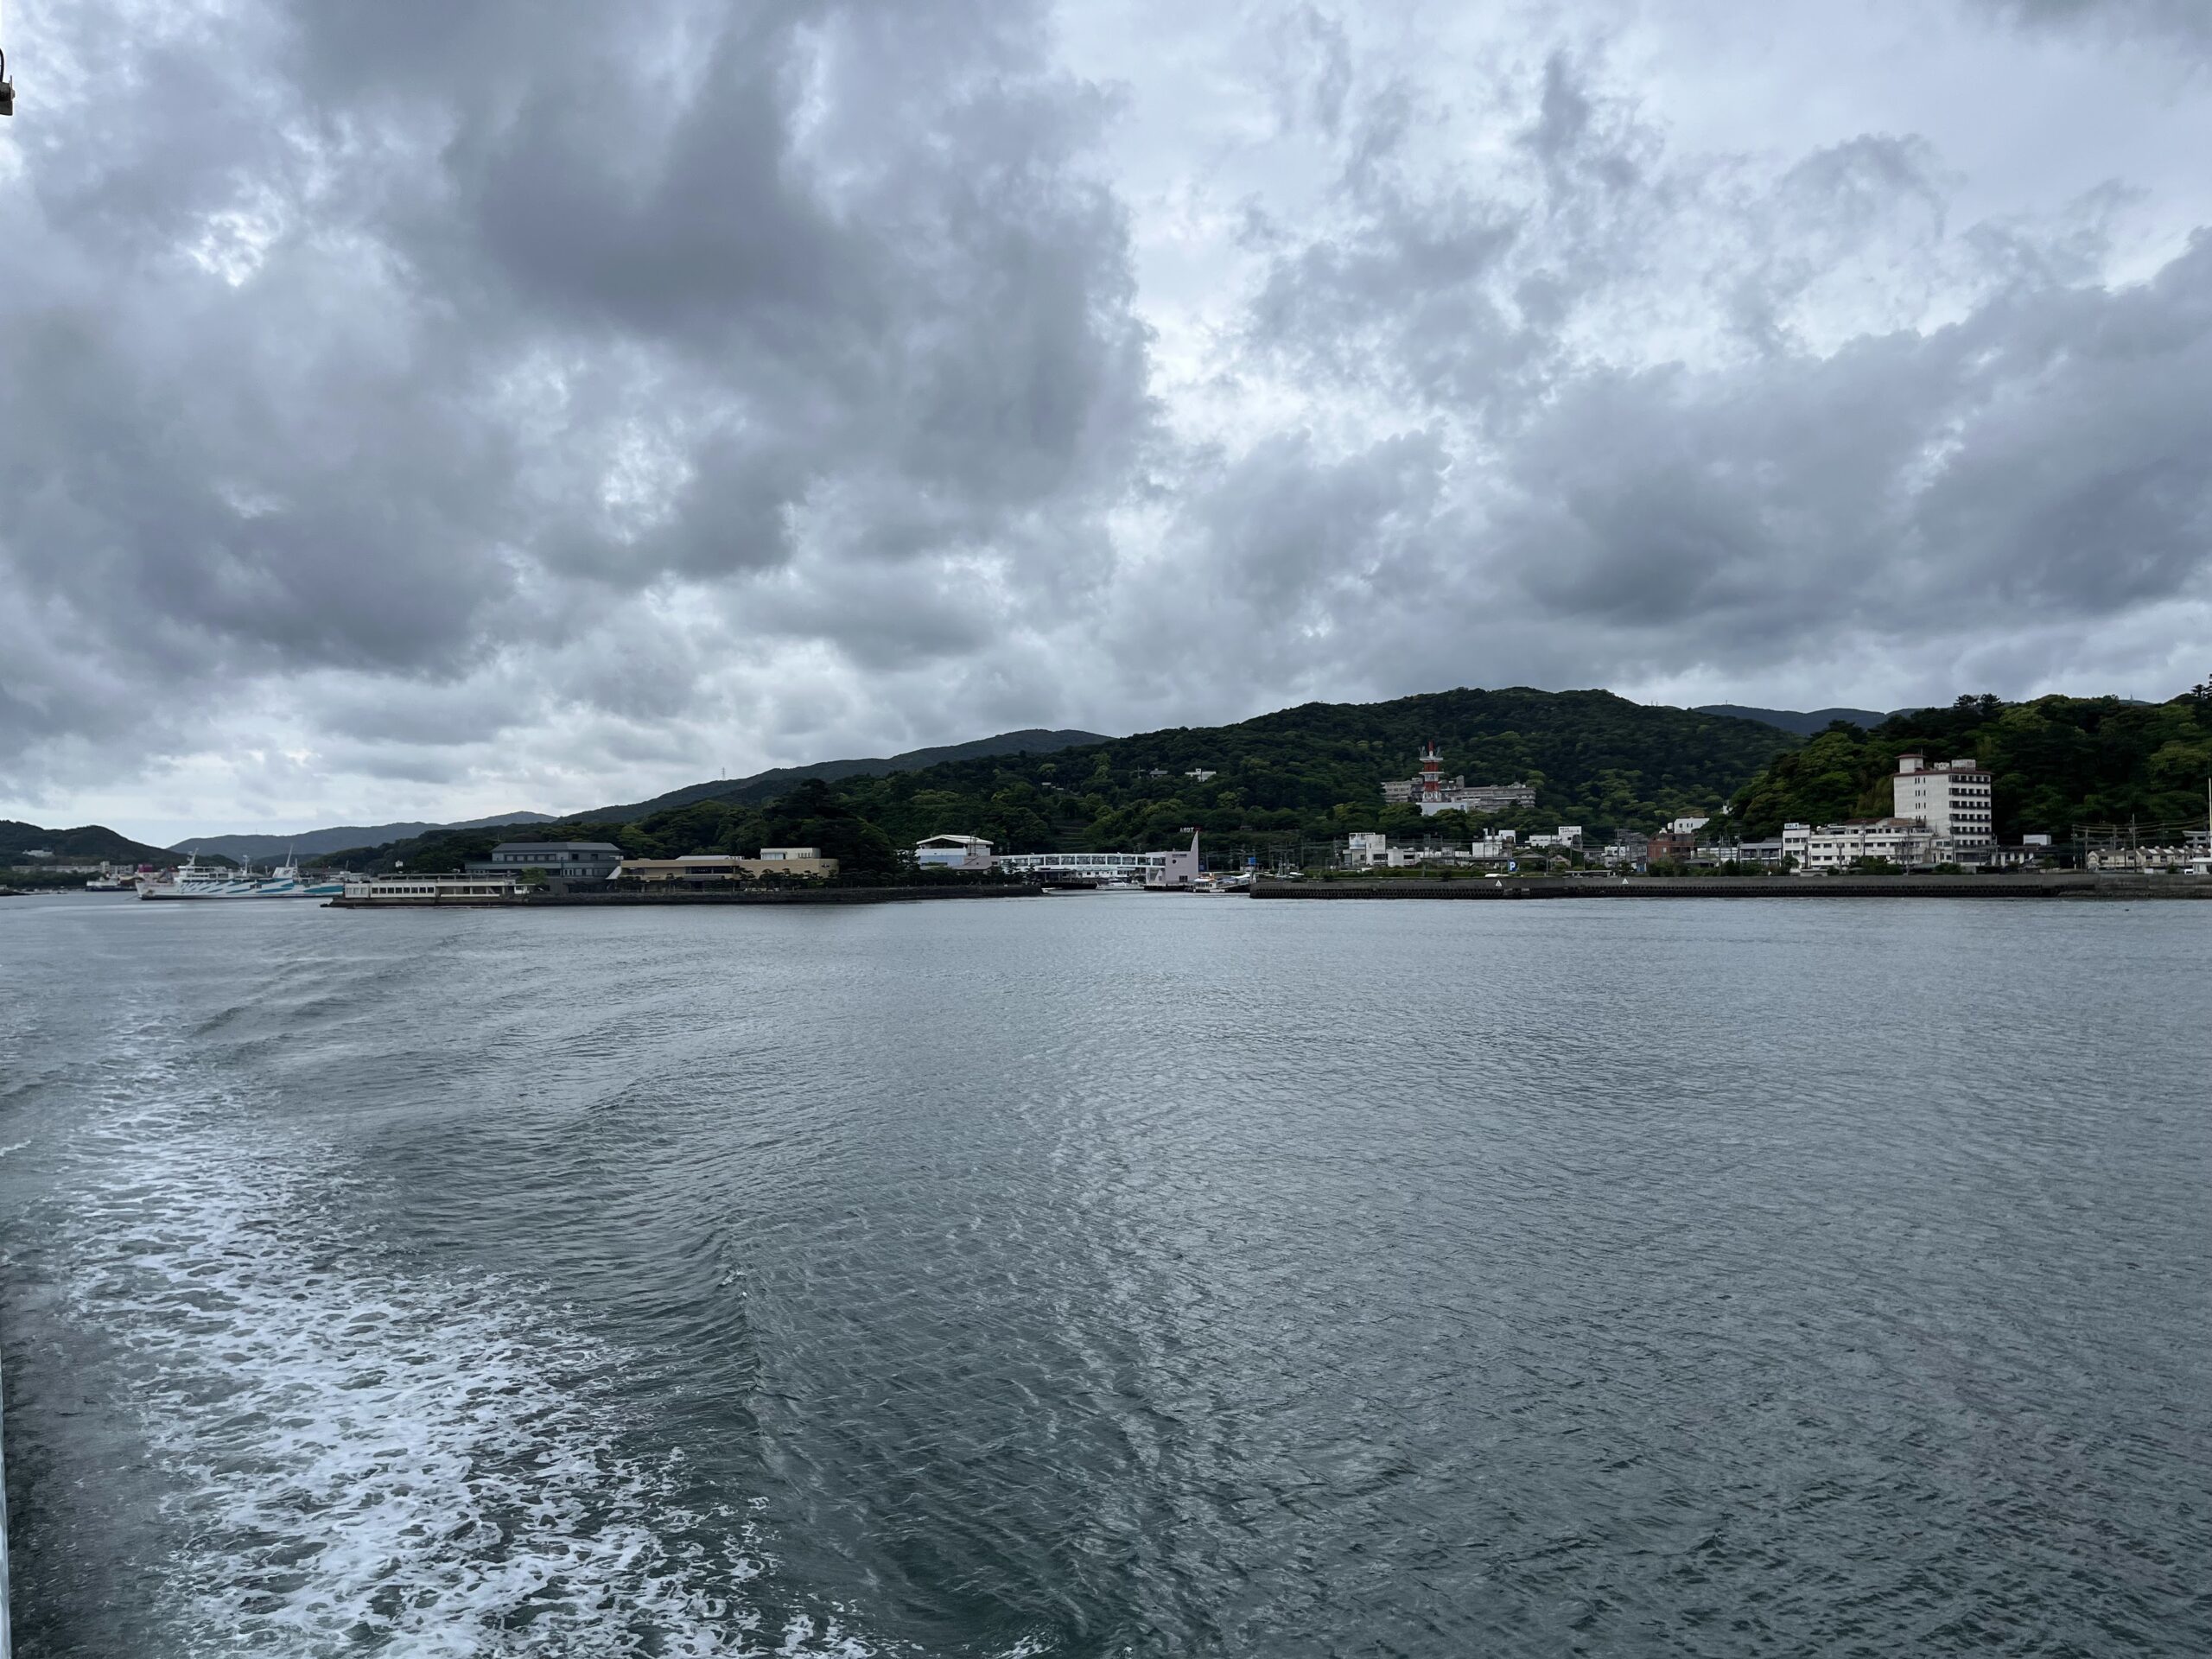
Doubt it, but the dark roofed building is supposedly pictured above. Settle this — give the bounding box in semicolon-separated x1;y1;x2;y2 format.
464;841;622;881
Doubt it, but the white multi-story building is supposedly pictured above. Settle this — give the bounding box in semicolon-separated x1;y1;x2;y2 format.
1893;754;1993;845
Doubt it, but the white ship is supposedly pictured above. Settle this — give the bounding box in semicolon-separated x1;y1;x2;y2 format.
139;853;348;900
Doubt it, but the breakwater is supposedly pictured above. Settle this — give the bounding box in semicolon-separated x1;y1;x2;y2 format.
327;883;1046;909
1253;873;2201;899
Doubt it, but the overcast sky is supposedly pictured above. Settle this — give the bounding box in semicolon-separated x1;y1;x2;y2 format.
3;0;2209;842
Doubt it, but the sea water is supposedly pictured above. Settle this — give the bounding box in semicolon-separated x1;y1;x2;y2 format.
2;893;2206;1656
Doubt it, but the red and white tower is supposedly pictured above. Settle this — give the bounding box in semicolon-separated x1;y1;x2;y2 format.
1419;741;1444;807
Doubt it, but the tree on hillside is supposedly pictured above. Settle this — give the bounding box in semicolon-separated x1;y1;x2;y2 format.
762;779;899;874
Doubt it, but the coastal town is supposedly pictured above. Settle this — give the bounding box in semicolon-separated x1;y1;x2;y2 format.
11;737;2206;905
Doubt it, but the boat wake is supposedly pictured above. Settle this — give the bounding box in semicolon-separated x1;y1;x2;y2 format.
54;1025;879;1657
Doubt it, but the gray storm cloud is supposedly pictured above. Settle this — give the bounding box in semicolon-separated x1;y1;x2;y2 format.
0;0;2206;828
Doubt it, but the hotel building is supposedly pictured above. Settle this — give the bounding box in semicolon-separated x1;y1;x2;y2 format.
1893;754;1993;847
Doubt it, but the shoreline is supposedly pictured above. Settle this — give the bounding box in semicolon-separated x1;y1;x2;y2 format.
327;883;1048;909
1251;873;2205;899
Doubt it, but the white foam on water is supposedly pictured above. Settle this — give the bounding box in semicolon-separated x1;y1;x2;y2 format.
54;1024;887;1657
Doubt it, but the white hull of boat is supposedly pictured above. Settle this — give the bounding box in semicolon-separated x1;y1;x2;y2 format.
140;882;343;900
140;855;345;900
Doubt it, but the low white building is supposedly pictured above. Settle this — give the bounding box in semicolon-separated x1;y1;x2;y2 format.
341;874;524;903
914;834;995;869
1421;787;1531;818
1783;818;1937;872
1528;825;1583;849
993;850;1165;879
1385;844;1480;868
1146;830;1204;888
2087;842;2212;873
1344;831;1389;868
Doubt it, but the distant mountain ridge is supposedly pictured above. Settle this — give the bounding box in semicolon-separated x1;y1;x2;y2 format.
1694;704;1895;736
1;820;173;864
169;811;556;861
569;728;1113;823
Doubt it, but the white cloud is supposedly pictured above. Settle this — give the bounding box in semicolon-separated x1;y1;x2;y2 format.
0;0;2206;842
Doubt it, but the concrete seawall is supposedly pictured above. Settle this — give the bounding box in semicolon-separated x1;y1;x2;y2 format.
1252;874;2202;900
329;884;1047;909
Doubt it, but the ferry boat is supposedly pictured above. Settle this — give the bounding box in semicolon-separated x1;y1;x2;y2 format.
139;853;348;901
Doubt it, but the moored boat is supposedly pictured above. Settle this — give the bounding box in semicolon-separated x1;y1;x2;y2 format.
140;853;347;900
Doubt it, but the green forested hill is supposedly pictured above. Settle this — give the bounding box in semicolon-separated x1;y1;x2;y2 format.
1726;690;2212;840
827;687;1794;854
0;820;173;864
574;728;1111;821
334;687;1796;872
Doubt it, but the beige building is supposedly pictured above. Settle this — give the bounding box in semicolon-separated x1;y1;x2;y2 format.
1893;754;1993;846
617;849;839;882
